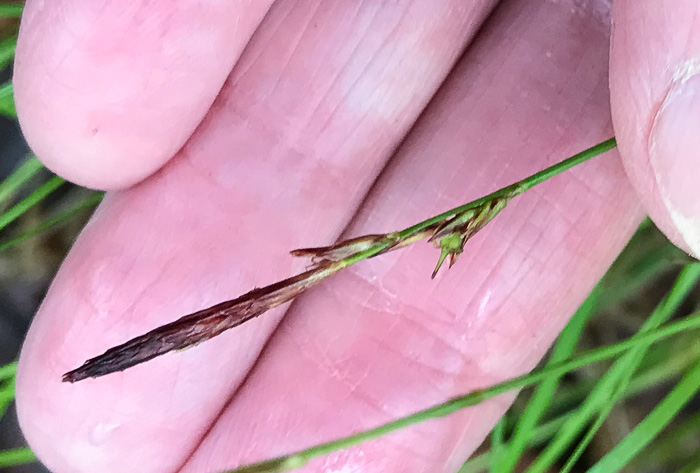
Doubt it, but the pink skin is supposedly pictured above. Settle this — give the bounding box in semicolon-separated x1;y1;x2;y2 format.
610;0;700;256
14;0;275;189
11;1;697;473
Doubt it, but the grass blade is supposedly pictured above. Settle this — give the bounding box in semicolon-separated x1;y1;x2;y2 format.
560;266;700;472
461;330;700;473
0;35;16;70
586;356;700;473
461;412;574;473
221;310;700;473
0;156;44;205
0;361;17;381
488;416;507;472
0;448;36;468
597;221;686;308
0;192;103;252
0;376;16;420
490;288;600;473
0;175;65;232
524;264;700;473
0;3;22;18
0;82;16;118
633;410;700;471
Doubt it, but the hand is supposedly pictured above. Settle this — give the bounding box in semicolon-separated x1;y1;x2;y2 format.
13;1;699;472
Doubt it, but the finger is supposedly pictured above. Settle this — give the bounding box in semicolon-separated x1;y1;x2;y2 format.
13;0;274;190
15;2;499;473
610;0;700;257
183;2;643;472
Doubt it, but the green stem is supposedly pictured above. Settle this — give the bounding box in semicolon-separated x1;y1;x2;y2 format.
0;176;65;232
0;156;44;205
633;411;700;471
526;264;700;473
0;361;17;381
0;36;17;71
460;332;700;473
492;287;600;473
586;356;700;473
0;448;36;468
489;416;508;473
342;137;616;266
0;3;23;18
0;377;16;420
224;309;700;473
461;413;572;473
0;82;16;118
0;192;103;252
396;137;616;237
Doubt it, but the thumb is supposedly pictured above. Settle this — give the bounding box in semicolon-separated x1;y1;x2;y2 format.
610;0;700;257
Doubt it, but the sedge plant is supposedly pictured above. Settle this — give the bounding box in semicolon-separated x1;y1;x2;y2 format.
1;5;700;471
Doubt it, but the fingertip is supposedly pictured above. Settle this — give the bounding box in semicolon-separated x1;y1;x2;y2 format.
647;68;700;256
610;0;700;257
13;0;273;190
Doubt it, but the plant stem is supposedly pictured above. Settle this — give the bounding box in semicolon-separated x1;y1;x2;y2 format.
0;82;16;117
223;309;700;473
0;156;43;205
461;328;700;473
0;176;65;232
63;138;620;382
0;362;17;381
342;137;616;266
526;263;700;473
586;355;700;473
491;287;600;473
0;192;103;252
0;3;23;18
0;448;36;468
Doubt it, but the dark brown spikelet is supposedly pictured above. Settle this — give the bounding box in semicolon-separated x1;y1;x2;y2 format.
63;198;509;383
62;261;344;383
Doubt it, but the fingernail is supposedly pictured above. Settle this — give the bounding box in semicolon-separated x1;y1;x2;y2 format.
649;62;700;256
